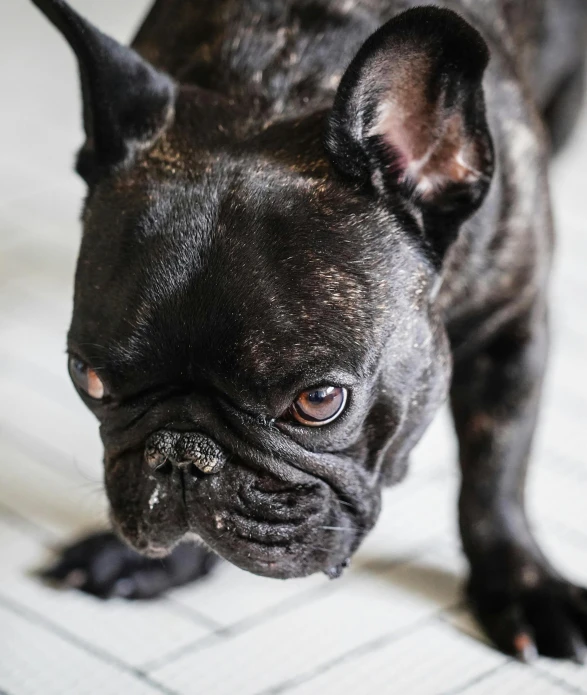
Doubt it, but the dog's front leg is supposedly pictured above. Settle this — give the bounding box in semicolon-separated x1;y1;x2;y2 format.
43;532;219;600
451;308;587;662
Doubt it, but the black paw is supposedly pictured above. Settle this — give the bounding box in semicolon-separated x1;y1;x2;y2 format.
41;531;218;600
468;576;587;663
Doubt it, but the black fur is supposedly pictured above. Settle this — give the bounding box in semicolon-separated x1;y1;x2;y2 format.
31;0;587;662
31;0;176;182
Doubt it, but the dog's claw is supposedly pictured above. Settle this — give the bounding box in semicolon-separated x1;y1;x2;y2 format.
469;576;587;661
513;633;538;663
41;531;219;600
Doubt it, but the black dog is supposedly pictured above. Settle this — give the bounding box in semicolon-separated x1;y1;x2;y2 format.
32;0;587;662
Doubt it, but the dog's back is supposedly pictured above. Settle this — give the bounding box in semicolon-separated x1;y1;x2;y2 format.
133;0;586;128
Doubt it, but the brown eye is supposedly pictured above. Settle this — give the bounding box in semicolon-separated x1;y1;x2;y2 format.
69;356;105;400
291;386;347;426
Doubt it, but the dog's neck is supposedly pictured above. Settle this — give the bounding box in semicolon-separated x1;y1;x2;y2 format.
134;0;583;127
132;0;403;124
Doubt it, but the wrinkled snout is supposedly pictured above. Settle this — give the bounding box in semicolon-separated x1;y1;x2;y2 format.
144;429;226;475
105;427;360;578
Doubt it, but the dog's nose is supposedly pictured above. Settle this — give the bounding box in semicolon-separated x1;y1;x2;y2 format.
144;430;225;474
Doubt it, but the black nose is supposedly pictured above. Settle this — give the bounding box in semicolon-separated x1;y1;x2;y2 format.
144;430;225;474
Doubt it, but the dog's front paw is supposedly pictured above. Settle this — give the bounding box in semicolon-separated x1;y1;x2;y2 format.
468;574;587;663
42;531;218;600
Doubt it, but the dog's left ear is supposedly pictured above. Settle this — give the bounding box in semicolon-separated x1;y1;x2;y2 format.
326;7;494;259
31;0;176;184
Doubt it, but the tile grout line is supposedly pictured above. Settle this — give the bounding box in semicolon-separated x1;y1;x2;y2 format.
0;503;224;645
435;626;587;695
0;592;181;695
0;475;232;640
438;663;510;695
140;577;343;673
3;407;585;693
141;536;449;674
162;596;225;633
533;664;587;695
255;605;465;695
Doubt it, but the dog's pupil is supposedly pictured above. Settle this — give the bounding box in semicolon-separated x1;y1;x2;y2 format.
308;389;331;403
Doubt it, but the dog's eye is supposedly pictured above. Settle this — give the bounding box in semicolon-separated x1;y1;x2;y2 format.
290;386;347;426
68;356;105;400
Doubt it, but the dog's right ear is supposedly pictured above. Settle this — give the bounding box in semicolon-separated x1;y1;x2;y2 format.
31;0;176;183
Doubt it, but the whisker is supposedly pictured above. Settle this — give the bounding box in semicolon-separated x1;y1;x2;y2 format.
305;544;335;553
337;499;354;509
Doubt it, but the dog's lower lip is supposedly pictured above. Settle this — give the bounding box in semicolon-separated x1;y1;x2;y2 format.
235;543;311;572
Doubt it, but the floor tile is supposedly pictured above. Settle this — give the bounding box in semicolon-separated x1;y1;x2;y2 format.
0;433;106;539
285;622;506;695
0;520;214;670
0;603;167;695
170;560;324;630
458;662;581;695
150;545;461;695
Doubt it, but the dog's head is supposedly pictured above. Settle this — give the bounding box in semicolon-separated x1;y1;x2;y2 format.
33;0;493;578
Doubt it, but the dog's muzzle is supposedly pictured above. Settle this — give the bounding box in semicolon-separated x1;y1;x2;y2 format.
144;430;226;475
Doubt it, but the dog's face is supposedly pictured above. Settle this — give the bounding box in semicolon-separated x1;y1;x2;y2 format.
69;104;452;577
37;2;493;578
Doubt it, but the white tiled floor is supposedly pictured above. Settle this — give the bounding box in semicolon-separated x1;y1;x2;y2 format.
1;1;587;694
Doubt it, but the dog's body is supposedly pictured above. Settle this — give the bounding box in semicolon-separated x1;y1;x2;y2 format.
33;0;587;661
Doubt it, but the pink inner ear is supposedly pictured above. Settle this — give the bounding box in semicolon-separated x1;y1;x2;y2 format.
370;94;482;201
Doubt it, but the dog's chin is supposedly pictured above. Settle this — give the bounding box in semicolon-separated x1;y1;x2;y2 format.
181;466;357;579
106;448;361;579
109;492;356;579
115;523;354;579
194;528;354;580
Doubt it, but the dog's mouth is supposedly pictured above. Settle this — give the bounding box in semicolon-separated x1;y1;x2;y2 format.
188;468;357;578
105;448;359;579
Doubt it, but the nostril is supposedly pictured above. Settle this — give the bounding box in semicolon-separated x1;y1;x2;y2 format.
144;430;226;475
144;430;180;470
176;432;225;474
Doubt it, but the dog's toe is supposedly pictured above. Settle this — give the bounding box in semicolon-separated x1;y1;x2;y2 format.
469;577;587;662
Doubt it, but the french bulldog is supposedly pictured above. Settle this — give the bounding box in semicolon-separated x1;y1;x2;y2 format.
32;0;587;662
